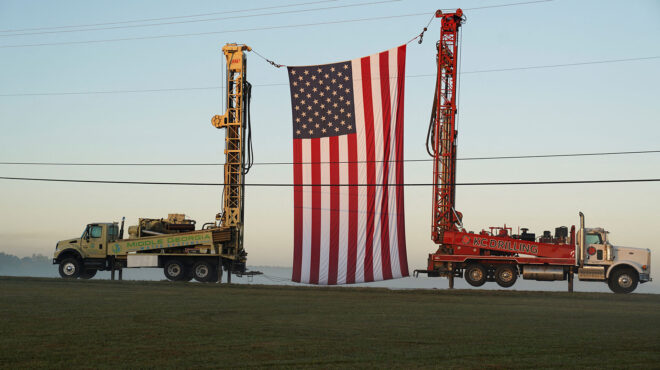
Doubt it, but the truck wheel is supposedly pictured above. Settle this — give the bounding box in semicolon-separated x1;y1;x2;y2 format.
495;265;517;288
607;277;617;292
464;263;487;287
608;268;638;294
80;269;97;279
192;261;217;283
59;258;82;279
164;259;187;281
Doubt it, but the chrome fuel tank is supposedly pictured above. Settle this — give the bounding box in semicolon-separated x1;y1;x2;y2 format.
522;265;565;281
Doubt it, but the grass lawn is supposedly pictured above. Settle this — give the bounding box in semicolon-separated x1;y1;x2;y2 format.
0;276;658;368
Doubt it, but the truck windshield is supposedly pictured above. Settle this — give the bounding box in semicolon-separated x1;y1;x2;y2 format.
585;233;602;245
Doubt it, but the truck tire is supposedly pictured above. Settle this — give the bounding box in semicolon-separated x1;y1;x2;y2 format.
59;258;82;279
80;269;97;279
608;268;638;294
607;277;616;292
495;265;517;288
464;263;487;287
192;261;217;283
164;259;187;281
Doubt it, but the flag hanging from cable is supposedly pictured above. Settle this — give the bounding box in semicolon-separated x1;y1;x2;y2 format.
288;45;409;285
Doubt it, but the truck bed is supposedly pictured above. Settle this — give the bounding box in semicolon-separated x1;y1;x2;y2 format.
109;227;232;256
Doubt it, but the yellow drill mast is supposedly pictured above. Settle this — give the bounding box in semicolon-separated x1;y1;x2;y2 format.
211;43;252;271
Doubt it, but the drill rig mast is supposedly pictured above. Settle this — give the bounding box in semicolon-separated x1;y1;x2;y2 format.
211;43;254;275
429;9;464;245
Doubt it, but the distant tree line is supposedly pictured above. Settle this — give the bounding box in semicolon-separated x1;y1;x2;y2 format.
0;253;56;277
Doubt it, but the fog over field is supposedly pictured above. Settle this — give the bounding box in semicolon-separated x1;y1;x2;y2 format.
2;253;657;294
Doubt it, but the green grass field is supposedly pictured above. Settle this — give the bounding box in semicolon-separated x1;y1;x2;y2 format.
0;277;658;368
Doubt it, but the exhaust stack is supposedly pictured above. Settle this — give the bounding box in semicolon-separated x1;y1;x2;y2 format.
578;212;585;267
119;217;125;239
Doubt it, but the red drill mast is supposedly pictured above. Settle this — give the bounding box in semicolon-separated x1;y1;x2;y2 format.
430;9;464;244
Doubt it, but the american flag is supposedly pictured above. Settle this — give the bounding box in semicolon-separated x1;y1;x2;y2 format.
289;45;409;285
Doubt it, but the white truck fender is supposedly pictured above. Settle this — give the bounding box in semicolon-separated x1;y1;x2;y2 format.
606;262;642;278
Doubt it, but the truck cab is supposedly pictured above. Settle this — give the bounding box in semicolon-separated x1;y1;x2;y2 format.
53;223;118;279
578;213;651;293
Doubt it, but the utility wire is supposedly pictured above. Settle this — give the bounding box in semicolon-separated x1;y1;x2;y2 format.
0;86;221;97
0;176;658;186
0;0;552;49
0;0;551;35
0;12;445;48
1;150;658;167
2;56;656;97
461;56;660;74
0;0;340;33
455;0;551;11
0;0;400;37
0;0;553;41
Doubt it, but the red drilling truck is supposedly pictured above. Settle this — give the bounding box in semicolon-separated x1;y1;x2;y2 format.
414;10;651;293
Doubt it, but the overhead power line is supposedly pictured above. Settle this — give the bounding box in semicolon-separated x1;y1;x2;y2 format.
461;56;660;74
450;0;552;11
0;0;400;37
0;176;657;187
0;0;553;38
2;56;656;97
0;0;552;35
0;12;453;48
0;0;340;33
0;150;658;167
450;149;660;162
1;12;427;48
0;0;552;49
0;86;221;97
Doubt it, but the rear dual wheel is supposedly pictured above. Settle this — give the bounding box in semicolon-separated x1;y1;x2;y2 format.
464;263;518;288
164;259;220;282
464;264;487;287
192;261;219;283
495;265;517;288
164;259;188;281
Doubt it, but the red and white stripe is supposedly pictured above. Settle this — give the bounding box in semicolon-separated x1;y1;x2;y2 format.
292;45;408;284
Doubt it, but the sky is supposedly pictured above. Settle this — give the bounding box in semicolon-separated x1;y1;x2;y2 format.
0;0;659;292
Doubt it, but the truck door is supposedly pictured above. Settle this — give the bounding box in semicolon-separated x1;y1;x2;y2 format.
584;233;606;264
81;224;107;259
